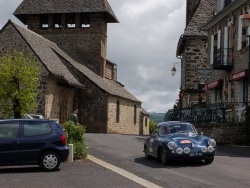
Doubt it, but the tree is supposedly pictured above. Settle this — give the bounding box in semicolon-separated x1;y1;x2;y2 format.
149;120;157;134
0;49;41;118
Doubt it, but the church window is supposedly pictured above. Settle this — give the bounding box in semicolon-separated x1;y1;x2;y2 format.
134;104;137;125
81;14;90;28
53;14;62;29
40;15;49;29
66;14;76;28
116;100;120;122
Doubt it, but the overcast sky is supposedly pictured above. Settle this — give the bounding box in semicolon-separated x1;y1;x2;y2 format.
0;0;186;113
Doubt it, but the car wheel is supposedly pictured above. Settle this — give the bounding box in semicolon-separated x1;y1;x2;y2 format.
204;157;214;164
160;148;168;165
144;145;152;159
40;151;61;171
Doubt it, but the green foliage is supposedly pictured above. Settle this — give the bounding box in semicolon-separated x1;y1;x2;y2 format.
0;49;41;118
62;121;87;160
149;120;157;134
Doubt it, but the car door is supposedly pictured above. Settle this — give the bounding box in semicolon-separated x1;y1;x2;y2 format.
19;121;53;163
149;127;159;157
0;121;21;164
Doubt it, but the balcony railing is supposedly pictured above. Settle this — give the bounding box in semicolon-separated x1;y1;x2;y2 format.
164;102;247;123
213;48;233;70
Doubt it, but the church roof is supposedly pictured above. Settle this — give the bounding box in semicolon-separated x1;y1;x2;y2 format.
3;20;140;103
14;0;118;23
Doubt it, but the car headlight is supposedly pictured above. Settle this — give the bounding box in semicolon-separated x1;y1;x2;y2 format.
208;139;216;147
176;147;183;154
183;147;190;154
208;146;215;153
201;146;208;153
167;142;176;150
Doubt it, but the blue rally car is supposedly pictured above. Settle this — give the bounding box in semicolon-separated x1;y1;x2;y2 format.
144;121;216;164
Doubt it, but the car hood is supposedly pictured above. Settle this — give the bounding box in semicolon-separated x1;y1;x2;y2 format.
163;133;210;146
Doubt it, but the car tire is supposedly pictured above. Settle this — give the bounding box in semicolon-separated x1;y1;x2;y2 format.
160;148;168;165
204;157;214;164
40;151;61;171
144;145;152;159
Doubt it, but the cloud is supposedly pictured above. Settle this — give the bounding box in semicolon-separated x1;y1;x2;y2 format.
107;0;185;112
0;0;186;113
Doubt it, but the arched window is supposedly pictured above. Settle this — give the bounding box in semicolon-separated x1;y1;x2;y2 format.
134;104;137;125
116;100;120;122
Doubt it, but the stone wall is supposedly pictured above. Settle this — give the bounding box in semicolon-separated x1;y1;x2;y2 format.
107;96;141;134
44;76;75;122
195;123;250;145
140;114;150;135
26;13;107;78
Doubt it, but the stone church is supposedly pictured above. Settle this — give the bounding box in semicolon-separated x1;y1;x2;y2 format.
0;0;150;135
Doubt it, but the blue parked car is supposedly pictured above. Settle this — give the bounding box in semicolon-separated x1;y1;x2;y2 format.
144;121;216;164
0;119;69;171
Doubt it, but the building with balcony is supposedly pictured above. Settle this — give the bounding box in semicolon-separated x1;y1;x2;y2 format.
166;0;250;123
203;0;250;122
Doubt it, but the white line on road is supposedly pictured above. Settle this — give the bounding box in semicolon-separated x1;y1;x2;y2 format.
87;155;162;188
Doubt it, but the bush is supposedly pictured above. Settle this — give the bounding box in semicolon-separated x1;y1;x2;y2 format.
62;121;87;160
149;120;157;134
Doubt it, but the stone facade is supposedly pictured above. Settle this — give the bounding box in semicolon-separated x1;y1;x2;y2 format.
107;96;141;134
176;0;215;109
181;38;208;107
25;13;108;78
204;1;250;122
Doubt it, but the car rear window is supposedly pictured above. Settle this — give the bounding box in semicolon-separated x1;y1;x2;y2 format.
23;122;52;137
0;122;19;139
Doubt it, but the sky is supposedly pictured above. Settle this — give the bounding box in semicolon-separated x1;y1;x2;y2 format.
0;0;186;113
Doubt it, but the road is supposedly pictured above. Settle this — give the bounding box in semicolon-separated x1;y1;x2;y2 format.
85;133;250;188
0;133;250;188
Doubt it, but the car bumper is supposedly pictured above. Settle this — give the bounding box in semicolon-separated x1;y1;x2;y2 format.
166;150;215;161
58;146;69;162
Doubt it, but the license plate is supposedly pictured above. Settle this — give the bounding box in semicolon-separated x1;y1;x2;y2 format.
190;153;202;157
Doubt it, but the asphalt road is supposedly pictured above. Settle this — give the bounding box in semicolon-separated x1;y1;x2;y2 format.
1;133;250;188
0;159;144;188
85;133;250;188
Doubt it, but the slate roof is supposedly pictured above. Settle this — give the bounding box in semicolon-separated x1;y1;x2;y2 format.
183;0;216;37
14;0;118;23
176;0;216;56
7;20;140;103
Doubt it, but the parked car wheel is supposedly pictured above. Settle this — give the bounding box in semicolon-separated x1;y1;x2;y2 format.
204;157;214;164
40;151;61;171
159;148;168;165
144;145;152;159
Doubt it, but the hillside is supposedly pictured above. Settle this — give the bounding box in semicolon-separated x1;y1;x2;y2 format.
149;112;165;124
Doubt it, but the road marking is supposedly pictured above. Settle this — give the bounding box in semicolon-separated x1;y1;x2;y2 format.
87;155;162;188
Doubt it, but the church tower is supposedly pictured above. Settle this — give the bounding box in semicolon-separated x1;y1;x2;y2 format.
14;0;118;78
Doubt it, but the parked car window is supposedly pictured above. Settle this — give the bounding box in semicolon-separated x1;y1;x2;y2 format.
23;122;52;137
0;122;19;139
